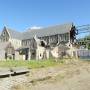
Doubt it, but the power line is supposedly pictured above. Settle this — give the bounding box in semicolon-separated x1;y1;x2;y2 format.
76;24;90;35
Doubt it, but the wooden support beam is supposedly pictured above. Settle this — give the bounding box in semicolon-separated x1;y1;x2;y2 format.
11;67;29;76
0;67;29;78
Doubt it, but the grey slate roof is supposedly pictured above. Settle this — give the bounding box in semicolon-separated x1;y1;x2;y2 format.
1;23;74;40
22;23;73;40
6;27;22;40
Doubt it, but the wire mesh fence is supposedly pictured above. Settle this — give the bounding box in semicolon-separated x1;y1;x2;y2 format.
77;49;90;59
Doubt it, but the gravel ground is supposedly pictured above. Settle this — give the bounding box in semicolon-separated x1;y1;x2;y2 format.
0;75;28;90
0;60;90;90
27;61;90;90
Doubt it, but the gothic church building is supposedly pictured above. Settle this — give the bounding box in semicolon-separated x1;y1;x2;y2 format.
0;23;76;60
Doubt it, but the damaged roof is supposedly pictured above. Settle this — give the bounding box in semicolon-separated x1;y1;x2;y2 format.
22;22;74;40
3;26;22;40
1;22;74;40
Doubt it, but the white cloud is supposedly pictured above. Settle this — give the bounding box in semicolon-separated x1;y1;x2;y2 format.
30;26;42;29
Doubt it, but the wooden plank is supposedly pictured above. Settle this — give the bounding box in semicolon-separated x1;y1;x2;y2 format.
0;67;29;78
0;69;13;78
11;67;29;75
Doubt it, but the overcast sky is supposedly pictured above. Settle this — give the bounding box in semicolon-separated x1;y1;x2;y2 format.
0;0;90;31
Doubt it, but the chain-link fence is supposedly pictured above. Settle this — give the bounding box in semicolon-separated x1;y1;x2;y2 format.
77;49;90;59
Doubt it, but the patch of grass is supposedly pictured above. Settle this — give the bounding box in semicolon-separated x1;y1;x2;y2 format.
0;59;64;69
